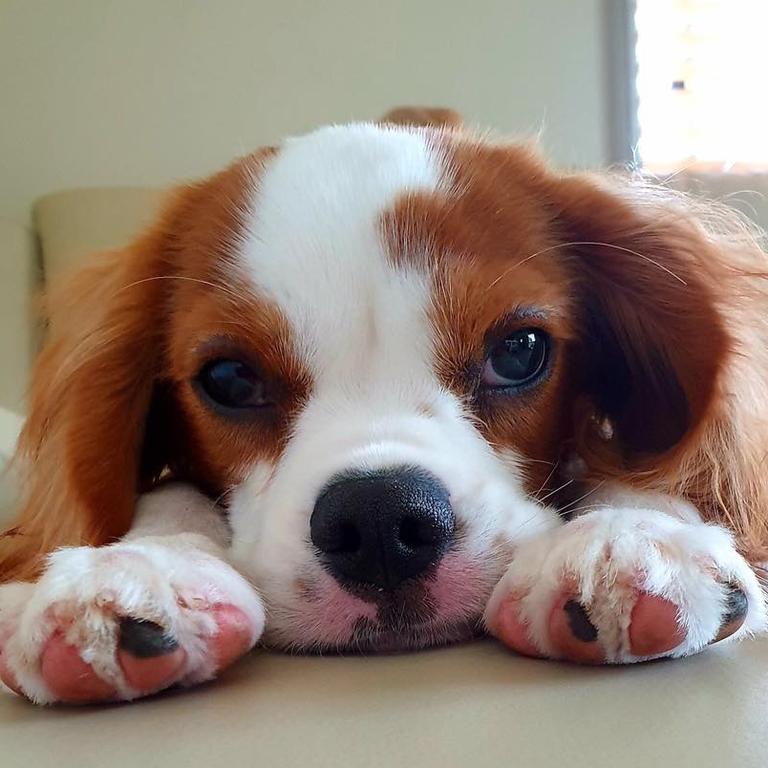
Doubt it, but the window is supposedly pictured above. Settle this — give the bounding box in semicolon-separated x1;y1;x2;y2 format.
635;0;768;172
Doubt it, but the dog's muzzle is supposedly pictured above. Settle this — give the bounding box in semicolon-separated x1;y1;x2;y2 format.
310;466;454;591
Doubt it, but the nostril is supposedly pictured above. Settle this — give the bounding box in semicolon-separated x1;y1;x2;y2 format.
398;516;433;549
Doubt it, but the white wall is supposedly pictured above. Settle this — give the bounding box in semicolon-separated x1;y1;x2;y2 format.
0;0;609;222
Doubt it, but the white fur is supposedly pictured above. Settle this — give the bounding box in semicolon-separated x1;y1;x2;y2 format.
0;485;265;704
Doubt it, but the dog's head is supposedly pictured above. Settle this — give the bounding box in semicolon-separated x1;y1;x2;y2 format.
7;110;735;651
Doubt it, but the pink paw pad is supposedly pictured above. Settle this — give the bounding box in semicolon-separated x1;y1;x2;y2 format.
211;604;257;670
628;594;686;657
41;635;117;703
492;596;544;659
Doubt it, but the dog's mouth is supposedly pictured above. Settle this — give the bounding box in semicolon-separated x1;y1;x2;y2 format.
261;551;501;653
272;612;484;655
331;576;485;653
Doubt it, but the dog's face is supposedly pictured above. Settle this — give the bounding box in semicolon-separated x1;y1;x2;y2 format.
19;119;728;652
164;125;575;650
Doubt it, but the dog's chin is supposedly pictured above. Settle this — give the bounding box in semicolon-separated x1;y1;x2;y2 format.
343;618;484;654
266;617;483;655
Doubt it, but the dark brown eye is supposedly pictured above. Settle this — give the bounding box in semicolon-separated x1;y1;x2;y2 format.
482;329;549;390
196;359;270;411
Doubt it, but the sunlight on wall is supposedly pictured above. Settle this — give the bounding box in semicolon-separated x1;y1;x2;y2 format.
636;0;768;170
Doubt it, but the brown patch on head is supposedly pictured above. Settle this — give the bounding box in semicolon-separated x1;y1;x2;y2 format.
0;144;312;582
382;139;578;496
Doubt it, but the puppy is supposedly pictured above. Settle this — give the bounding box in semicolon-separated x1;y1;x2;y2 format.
1;107;767;705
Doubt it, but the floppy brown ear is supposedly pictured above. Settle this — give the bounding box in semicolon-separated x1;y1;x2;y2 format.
547;174;736;469
0;192;189;583
380;106;463;129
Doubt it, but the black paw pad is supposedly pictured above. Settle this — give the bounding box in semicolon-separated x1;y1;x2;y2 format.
712;582;748;644
722;582;748;625
119;618;179;658
563;600;599;642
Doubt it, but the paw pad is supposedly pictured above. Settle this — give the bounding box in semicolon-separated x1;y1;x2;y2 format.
562;600;598;643
117;619;187;694
119;618;180;658
713;583;748;643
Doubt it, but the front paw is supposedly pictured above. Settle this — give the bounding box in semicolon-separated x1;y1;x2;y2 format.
0;539;265;704
484;508;766;664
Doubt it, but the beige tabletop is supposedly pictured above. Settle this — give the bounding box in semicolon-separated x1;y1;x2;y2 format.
1;637;767;768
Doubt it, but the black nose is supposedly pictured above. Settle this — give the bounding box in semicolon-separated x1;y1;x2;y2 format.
310;467;454;591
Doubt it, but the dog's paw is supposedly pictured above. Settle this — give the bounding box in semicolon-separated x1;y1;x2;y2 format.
484;508;766;664
0;537;265;704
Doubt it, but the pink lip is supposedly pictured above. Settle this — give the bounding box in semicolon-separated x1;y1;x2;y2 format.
429;551;497;622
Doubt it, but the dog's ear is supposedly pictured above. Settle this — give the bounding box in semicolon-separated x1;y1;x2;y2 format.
380;106;463;129
547;174;735;470
0;189;195;582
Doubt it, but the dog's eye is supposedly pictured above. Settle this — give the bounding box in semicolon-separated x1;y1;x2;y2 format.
196;359;270;410
482;329;549;390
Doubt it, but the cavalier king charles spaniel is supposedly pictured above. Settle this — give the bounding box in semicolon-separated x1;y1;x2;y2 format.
1;108;767;704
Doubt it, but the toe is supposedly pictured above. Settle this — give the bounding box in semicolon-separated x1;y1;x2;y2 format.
549;597;605;664
211;605;258;670
712;582;748;643
117;618;186;693
491;596;545;658
41;635;116;703
629;594;686;657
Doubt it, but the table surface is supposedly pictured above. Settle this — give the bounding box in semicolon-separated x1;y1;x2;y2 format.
1;638;767;768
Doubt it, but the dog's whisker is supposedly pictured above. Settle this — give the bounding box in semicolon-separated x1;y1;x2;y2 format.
536;477;574;505
530;460;561;500
118;274;244;303
487;239;688;289
557;480;607;516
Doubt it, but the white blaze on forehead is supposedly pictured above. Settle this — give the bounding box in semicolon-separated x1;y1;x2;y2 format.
241;123;446;394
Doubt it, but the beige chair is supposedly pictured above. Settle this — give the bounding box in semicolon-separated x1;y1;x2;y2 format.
1;185;767;766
